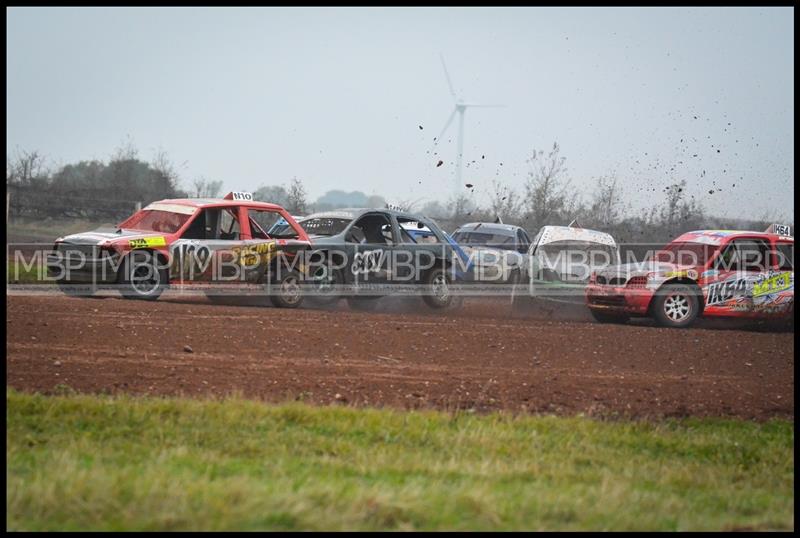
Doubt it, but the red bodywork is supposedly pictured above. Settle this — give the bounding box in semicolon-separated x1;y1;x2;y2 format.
51;194;311;285
585;229;794;320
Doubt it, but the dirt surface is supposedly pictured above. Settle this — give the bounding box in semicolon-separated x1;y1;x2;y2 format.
6;293;795;420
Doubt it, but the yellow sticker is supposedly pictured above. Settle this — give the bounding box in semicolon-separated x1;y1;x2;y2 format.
129;237;167;249
752;272;792;298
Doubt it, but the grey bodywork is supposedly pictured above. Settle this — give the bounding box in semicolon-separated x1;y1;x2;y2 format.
299;208;462;291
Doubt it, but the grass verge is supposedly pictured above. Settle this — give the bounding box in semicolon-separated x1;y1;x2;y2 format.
6;389;794;531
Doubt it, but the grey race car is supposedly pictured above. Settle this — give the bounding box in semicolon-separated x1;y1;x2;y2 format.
296;208;465;310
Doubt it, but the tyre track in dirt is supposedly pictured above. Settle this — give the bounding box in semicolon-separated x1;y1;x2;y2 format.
6;295;794;420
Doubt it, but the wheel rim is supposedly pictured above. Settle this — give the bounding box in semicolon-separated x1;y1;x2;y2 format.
313;267;337;294
663;293;691;322
281;275;301;305
431;273;450;303
131;263;160;295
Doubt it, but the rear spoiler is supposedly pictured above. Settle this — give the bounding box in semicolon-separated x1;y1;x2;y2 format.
765;224;792;236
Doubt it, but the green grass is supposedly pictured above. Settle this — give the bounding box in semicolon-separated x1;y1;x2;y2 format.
6;389;794;531
7;260;53;284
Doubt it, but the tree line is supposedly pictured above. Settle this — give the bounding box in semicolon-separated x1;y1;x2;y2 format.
6;142;791;247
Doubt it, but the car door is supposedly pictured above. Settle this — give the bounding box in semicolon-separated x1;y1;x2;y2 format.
703;238;771;316
169;206;248;283
345;212;393;287
237;207;300;283
751;239;794;316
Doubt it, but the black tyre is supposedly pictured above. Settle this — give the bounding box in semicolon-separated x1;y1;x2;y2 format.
589;309;630;324
307;265;345;306
268;270;304;309
119;250;168;301
422;266;454;309
651;283;700;328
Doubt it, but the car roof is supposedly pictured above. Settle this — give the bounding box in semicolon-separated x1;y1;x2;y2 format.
674;230;794;245
150;198;285;211
455;222;522;235
303;207;434;223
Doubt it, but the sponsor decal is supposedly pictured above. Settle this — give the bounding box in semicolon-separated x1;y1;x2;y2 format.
752;272;792;298
664;269;698;279
700;269;719;279
230;191;253;201
128;237;167;249
231;242;277;266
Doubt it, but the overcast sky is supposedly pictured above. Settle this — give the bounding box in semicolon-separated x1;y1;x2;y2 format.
6;6;794;220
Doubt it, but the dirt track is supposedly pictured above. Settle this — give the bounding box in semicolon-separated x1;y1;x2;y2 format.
6;294;795;420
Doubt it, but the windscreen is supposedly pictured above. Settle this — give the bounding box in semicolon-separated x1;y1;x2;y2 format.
651;242;715;266
452;231;516;250
118;209;193;234
536;240;619;281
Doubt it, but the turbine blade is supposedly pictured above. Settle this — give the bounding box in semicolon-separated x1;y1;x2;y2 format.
439;53;457;101
433;107;458;147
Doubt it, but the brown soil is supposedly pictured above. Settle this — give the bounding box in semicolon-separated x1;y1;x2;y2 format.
6;294;794;420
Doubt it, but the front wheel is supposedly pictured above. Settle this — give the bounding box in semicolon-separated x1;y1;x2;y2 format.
119;250;168;301
651;283;700;328
422;267;455;309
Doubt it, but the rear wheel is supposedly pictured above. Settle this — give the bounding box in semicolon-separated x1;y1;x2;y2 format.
422;267;454;309
651;283;699;328
307;265;344;306
589;309;630;324
268;270;304;308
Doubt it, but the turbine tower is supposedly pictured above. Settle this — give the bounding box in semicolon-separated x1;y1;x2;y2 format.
433;54;505;194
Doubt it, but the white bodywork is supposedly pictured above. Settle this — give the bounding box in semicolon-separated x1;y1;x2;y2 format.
525;225;620;296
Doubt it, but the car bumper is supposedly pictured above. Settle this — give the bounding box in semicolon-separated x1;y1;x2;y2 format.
46;252;119;284
585;284;654;315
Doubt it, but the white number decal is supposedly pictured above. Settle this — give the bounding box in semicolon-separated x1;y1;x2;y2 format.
352;250;386;274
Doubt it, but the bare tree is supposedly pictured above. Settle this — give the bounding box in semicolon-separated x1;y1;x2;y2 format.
419;200;448;218
523;142;571;226
447;192;477;221
192;177;223;198
254;184;290;206
587;173;626;229
7;149;48;186
487;179;522;222
659;180;687;238
286;176;308;214
111;136;139;162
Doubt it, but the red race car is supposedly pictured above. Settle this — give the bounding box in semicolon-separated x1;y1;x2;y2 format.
47;192;312;307
585;224;794;328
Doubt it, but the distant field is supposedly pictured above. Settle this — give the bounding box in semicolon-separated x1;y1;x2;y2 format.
6;390;794;531
7;218;113;243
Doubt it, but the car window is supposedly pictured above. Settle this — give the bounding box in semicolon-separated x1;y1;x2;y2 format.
399;227;417;243
776;243;794;270
349;214;393;245
120;209;192;234
180;208;240;240
715;239;771;272
249;209;298;240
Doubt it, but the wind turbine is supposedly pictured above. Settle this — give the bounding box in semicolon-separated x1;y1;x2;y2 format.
433;54;506;194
